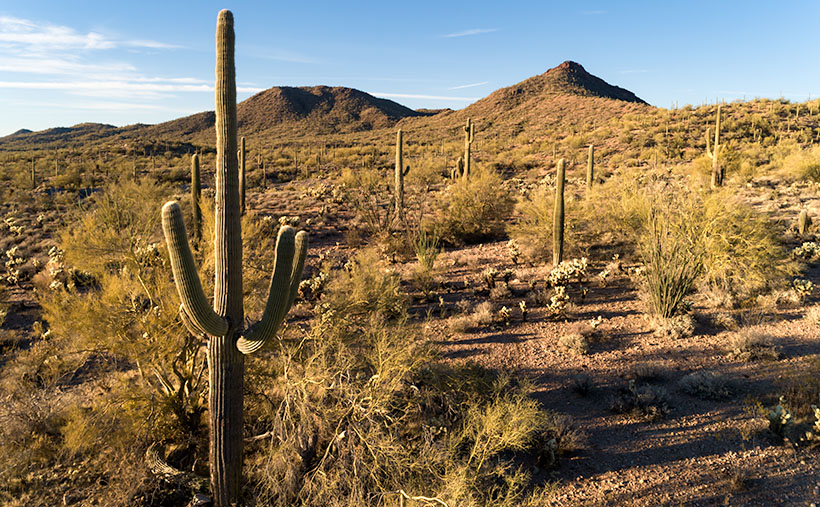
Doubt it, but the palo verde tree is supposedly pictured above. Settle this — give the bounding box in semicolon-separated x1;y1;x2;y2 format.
160;10;308;505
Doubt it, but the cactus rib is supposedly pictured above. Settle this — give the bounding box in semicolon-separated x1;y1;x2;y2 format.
236;227;308;354
162;201;229;336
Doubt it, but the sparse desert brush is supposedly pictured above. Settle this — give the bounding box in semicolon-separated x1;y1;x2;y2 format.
323;247;406;320
649;313;696;339
430;167;514;245
804;305;820;325
411;228;441;297
339;166;394;236
508;185;583;261
449;301;495;333
678;370;733;400
777;144;820;181
558;333;589;355
726;329;781;362
611;380;671;422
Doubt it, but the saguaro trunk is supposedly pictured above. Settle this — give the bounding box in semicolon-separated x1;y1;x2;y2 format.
211;11;244;504
553;159;565;267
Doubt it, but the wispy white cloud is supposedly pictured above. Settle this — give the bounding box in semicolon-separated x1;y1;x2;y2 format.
448;81;488;90
0;16;180;50
443;28;498;38
0;80;264;100
371;92;478;102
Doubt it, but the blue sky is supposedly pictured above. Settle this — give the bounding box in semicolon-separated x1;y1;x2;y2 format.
0;1;818;136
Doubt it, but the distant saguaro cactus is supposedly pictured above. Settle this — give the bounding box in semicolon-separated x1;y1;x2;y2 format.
394;129;410;220
586;144;594;190
799;209;812;235
30;158;36;189
239;136;246;214
191;153;201;242
451;156;465;180
553;158;565;267
706;104;724;188
160;11;308;506
464;118;475;177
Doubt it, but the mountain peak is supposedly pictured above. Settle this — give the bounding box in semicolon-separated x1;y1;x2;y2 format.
539;61;646;103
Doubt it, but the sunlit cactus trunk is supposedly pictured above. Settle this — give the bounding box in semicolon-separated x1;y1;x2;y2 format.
159;11;308;505
706;104;724;189
553;158;565;267
463;118;474;177
239;136;246;214
799;209;812;236
394;129;410;220
586;144;594;190
191;153;201;242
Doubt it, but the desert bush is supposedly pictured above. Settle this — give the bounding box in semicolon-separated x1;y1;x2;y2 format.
726;329;781;362
778;144;820;181
558;333;588;356
411;228;441;297
678;370;733;400
322;247;406;320
508;185;583;260
430;167;514;245
610;380;671;422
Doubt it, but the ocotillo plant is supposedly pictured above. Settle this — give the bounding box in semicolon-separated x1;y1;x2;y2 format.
463;118;475;177
160;11;308;506
586;144;594;190
394;129;410;219
191;153;201;242
553;158;565;267
799;209;812;235
706;104;724;188
238;136;246;214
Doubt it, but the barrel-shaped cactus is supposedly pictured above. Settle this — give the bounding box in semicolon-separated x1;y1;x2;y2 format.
191;154;201;242
160;11;308;505
799;209;812;236
553;159;565;267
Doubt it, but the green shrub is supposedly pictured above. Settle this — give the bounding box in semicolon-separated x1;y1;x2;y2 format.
430;168;514;245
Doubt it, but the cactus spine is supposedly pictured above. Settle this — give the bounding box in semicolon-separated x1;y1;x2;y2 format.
191;153;201;242
239;136;246;214
394;129;410;219
463;118;474;177
553;159;565;267
706;104;724;188
586;144;594;190
799;209;812;235
160;11;308;505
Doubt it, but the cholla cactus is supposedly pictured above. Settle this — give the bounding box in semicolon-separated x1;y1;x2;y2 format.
519;300;528;321
548;285;570;316
766;397;792;438
548;258;588;287
159;11;308;505
793;278;814;300
481;267;498;289
792;242;820;261
506;239;521;264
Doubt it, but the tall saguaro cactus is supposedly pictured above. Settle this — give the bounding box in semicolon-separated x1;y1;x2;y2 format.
586;144;594;190
31;158;36;189
191;153;201;242
239;136;246;214
706;104;724;188
553;158;565;267
160;11;308;506
394;129;410;219
463;118;475;177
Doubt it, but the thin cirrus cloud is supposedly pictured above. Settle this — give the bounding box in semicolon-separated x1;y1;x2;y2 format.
443;28;498;38
0;16;180;50
449;81;488;90
371;92;479;102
